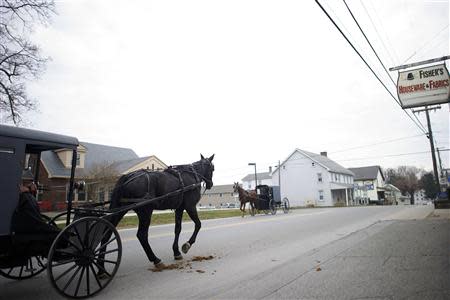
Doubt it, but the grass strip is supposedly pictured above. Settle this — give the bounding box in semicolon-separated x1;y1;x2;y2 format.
117;209;244;228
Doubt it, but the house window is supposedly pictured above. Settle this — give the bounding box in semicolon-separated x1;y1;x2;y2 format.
108;188;113;201
78;190;86;201
98;188;105;203
76;153;81;166
319;190;324;201
248;183;251;189
334;174;338;182
312;162;315;167
152;163;155;171
219;193;222;197
317;173;323;182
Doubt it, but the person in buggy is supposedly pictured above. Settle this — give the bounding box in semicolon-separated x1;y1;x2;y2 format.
11;182;59;237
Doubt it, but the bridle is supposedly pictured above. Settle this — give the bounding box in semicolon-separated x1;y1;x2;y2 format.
191;159;214;190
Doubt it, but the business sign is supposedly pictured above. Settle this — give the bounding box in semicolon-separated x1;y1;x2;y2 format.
397;64;450;108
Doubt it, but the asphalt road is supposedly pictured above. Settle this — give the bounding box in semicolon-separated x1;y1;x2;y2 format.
0;205;435;299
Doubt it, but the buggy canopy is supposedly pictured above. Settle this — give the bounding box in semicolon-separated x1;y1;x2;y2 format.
0;125;79;236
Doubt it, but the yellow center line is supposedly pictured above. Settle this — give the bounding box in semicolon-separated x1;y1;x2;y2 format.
121;211;329;243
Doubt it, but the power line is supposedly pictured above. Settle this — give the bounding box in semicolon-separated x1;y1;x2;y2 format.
359;0;397;66
315;0;428;136
342;0;428;134
330;133;426;154
367;0;400;63
402;24;449;63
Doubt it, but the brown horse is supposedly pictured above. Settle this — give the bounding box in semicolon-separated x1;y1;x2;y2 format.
233;182;257;217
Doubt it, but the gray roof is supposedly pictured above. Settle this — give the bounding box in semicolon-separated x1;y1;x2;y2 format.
204;184;234;195
273;149;354;176
300;149;354;176
241;172;272;182
348;166;384;181
110;156;153;174
41;142;138;178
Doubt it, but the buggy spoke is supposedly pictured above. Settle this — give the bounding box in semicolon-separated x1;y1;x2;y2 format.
94;257;117;265
7;268;13;275
72;225;85;250
95;248;119;256
52;258;77;267
94;237;116;254
62;266;82;293
94;228;113;251
86;266;90;295
29;258;34;274
36;257;45;268
55;263;78;282
89;264;103;289
88;220;100;249
74;265;85;297
92;261;111;278
19;265;24;277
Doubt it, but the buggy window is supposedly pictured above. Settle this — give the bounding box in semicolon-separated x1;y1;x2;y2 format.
0;146;14;154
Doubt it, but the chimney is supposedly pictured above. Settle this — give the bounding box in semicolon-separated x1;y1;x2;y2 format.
320;151;327;157
269;166;272;173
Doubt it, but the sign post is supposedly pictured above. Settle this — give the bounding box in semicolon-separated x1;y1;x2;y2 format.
391;56;450;192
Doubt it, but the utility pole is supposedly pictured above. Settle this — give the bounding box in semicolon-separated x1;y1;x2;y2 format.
248;163;257;192
413;105;441;190
278;160;281;190
436;148;443;177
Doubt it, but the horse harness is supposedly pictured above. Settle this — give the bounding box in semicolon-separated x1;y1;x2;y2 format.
119;165;203;206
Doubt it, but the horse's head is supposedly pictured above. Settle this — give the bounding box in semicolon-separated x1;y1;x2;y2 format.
195;154;215;190
233;182;240;193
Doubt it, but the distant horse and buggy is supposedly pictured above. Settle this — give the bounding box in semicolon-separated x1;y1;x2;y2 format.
233;182;290;216
0;125;215;298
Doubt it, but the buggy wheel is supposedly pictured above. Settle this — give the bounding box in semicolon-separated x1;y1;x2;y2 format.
282;198;290;214
47;217;122;299
0;256;47;280
269;200;277;215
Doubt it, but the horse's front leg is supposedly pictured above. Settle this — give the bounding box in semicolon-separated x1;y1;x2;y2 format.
172;208;184;260
135;207;162;267
182;207;201;254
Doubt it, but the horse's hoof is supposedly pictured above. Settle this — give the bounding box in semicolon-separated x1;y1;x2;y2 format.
154;262;165;269
182;242;191;254
174;254;183;260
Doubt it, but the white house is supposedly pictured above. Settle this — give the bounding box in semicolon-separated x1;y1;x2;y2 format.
271;149;354;207
413;189;432;205
348;166;385;205
241;172;272;190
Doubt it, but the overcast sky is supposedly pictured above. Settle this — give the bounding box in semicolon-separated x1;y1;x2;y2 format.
6;0;449;184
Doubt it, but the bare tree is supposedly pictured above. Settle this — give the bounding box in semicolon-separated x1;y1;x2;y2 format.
385;166;422;205
0;0;55;124
85;162;119;202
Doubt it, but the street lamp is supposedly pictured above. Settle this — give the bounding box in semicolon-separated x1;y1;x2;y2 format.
248;163;257;192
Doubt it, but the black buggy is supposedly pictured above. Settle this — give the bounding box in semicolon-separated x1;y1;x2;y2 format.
252;185;290;215
0;125;123;298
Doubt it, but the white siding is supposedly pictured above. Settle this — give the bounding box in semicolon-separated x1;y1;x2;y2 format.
242;178;272;191
272;151;333;207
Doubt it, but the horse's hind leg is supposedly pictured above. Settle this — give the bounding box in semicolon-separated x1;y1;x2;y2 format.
97;211;126;279
182;207;201;254
172;208;184;260
135;207;162;266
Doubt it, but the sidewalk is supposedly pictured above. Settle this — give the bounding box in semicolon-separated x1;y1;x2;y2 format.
268;209;450;299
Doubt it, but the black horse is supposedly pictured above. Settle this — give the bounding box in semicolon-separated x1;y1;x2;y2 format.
100;154;214;269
